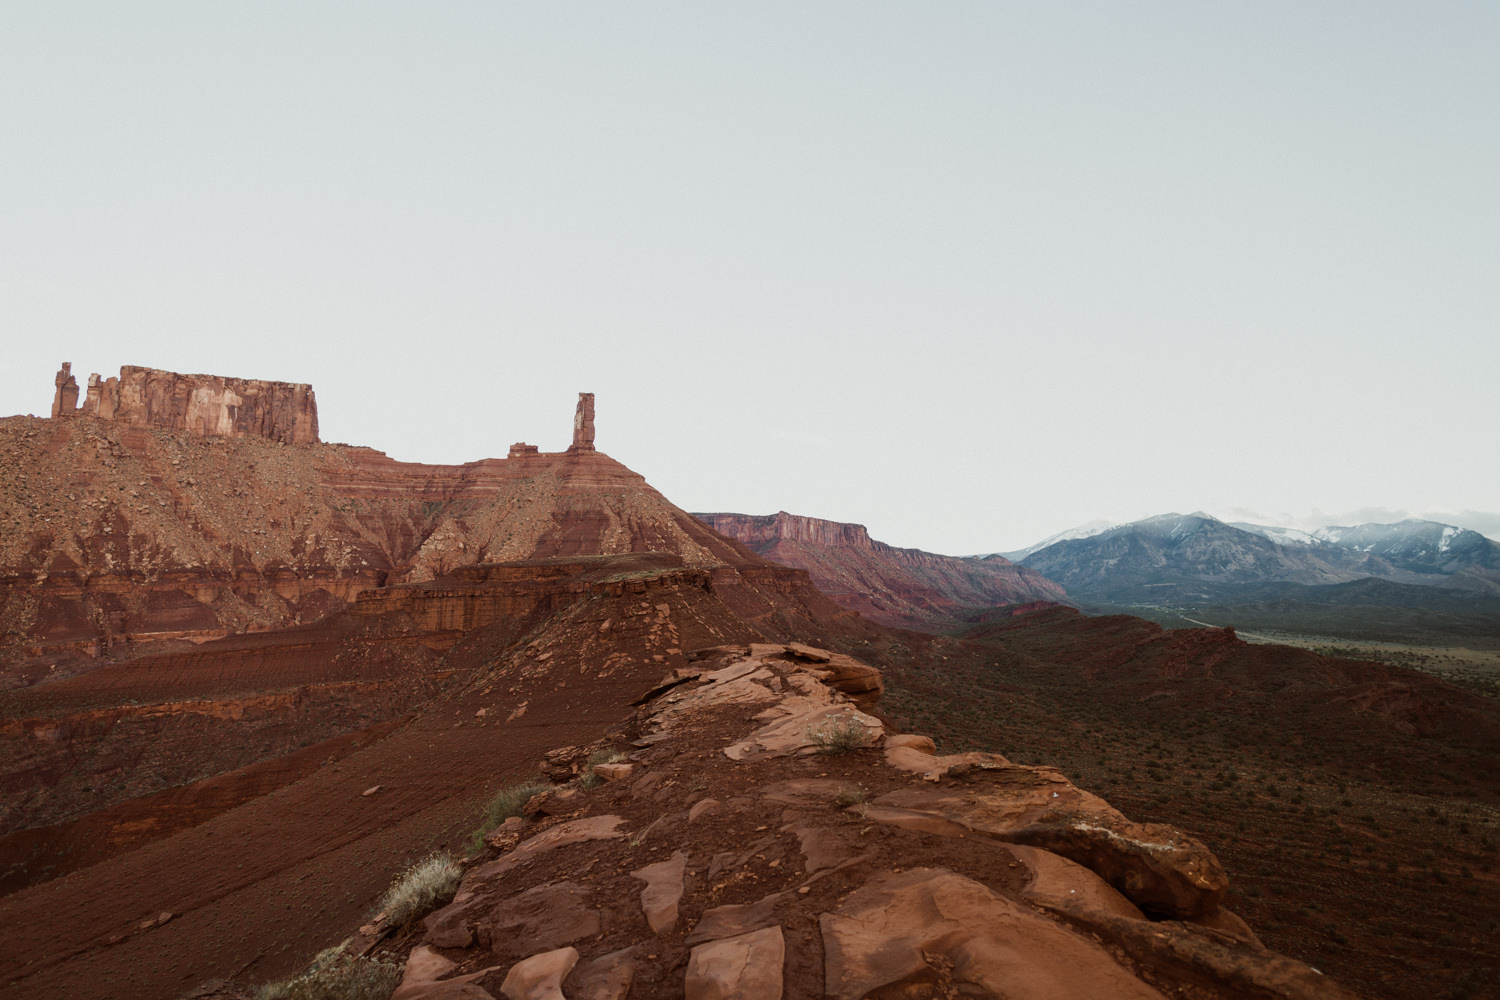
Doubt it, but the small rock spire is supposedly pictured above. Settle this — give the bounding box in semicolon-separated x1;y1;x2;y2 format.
571;392;596;452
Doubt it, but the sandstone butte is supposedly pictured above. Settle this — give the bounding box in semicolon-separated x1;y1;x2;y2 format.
0;363;1367;1000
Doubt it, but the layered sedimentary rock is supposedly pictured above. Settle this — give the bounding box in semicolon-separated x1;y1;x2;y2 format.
697;510;1069;631
50;362;319;445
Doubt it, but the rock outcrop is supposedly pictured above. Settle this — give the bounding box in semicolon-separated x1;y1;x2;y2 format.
386;642;1354;999
697;510;1069;631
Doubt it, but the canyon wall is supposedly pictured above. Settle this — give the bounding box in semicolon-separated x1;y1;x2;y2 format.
51;362;319;445
698;509;1070;631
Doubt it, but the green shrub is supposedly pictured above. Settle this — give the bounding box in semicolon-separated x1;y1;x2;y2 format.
256;940;403;1000
807;714;868;754
374;852;462;929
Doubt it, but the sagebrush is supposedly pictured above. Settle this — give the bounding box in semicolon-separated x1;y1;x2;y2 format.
374;852;462;929
807;714;868;754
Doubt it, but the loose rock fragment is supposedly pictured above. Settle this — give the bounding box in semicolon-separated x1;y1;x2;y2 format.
631;850;688;935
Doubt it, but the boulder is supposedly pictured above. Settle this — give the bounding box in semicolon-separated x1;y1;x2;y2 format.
591;762;635;782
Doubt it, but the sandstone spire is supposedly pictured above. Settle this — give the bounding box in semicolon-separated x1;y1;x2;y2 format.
51;362;79;418
571;392;596;452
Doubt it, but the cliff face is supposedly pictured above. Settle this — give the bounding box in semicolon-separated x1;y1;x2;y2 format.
50;362;319;445
696;511;1069;631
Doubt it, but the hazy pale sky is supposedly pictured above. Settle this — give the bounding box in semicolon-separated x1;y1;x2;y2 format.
3;3;1497;553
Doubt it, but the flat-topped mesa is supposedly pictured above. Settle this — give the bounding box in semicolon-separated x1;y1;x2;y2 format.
570;391;596;452
49;362;319;445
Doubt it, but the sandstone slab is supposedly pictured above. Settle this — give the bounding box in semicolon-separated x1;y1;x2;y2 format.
684;924;785;1000
478;882;601;961
566;947;638;1000
393;944;498;1000
499;947;578;1000
631;849;688;935
468;815;625;881
870;768;1226;918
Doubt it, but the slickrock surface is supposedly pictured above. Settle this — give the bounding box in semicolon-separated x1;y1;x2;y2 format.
371;643;1355;1000
696;510;1067;631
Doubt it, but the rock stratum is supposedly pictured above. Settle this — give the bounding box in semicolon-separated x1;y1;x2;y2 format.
695;511;1067;631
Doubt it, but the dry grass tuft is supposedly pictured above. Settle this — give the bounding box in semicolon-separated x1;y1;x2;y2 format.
375;852;462;929
808;714;868;754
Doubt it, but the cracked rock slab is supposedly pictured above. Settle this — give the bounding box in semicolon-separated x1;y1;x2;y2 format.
820;868;1167;1000
685;924;785;1000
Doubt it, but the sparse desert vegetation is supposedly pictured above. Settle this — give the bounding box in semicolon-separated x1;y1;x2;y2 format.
468;780;551;853
255;939;402;1000
807;714;869;754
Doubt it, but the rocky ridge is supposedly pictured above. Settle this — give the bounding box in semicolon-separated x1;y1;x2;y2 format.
695;511;1067;631
355;641;1353;1000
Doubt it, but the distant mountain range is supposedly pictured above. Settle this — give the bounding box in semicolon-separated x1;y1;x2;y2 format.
1014;512;1500;603
695;510;1067;631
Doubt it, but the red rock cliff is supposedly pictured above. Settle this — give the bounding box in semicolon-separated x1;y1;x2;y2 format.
51;362;319;445
698;510;1070;631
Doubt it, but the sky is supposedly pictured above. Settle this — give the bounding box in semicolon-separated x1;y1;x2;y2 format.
3;3;1497;554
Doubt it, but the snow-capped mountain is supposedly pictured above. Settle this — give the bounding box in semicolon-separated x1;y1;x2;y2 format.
991;519;1116;562
1014;514;1500;601
1228;522;1319;547
1310;519;1500;576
